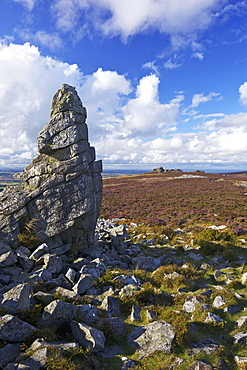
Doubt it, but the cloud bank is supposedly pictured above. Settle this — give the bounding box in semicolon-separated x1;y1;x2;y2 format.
1;42;247;169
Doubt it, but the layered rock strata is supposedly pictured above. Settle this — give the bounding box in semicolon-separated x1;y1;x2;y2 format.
0;84;102;252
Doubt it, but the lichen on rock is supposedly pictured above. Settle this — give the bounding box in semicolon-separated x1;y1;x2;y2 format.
0;84;102;253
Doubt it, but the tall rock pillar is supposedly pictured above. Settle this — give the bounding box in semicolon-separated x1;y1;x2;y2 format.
0;84;102;253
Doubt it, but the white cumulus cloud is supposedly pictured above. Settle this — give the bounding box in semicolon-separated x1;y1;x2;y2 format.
0;42;82;167
121;75;181;138
239;81;247;105
1;41;247;170
51;0;224;41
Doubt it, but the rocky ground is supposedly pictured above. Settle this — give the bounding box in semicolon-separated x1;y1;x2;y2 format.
0;219;247;369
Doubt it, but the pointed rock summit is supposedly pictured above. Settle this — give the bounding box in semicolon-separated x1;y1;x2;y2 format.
0;84;102;253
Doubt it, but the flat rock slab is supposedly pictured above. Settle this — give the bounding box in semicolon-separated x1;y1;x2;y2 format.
0;343;21;367
1;283;31;314
128;320;175;359
189;337;219;355
42;299;76;324
0;314;37;342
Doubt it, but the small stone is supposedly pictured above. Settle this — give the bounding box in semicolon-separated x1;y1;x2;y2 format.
235;356;247;365
212;295;226;308
121;357;136;369
204;312;223;323
16;250;34;272
97;317;127;338
147;310;156;321
182;296;203;313
119;284;140;298
168;358;184;370
71;321;105;352
188;360;213;370
101;296;122;318
42;300;76;324
0;251;17;267
73;274;95;294
29;243;49;261
80;265;101;279
236;316;247;328
19;347;49;369
232;330;247;344
51;286;79;300
200;263;211;270
124;275;142;286
188;252;203;261
241;272;247;285
201;289;212;298
223;305;241;315
65;267;77;284
189;337;219;355
30;267;52;282
130;305;141;322
214;270;223;280
0;273;10;285
50;243;71;256
200;304;211;310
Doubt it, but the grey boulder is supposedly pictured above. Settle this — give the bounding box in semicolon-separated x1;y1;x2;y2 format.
70;320;106;352
1;283;32;314
0;315;37;341
128;320;175;359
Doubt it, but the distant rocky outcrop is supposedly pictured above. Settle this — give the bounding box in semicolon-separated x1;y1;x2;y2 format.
152;166;164;173
152;167;183;173
0;84;102;253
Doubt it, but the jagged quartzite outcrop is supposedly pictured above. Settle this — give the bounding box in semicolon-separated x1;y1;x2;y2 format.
0;84;102;251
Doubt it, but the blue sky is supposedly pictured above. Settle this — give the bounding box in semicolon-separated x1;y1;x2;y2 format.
1;0;247;171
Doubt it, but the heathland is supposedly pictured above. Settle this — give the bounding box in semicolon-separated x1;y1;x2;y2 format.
0;171;20;191
101;170;247;234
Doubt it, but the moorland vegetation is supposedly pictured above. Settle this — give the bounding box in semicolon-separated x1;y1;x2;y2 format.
98;171;247;369
1;171;247;369
101;171;247;234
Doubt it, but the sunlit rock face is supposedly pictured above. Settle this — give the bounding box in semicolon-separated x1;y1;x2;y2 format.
0;84;102;252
